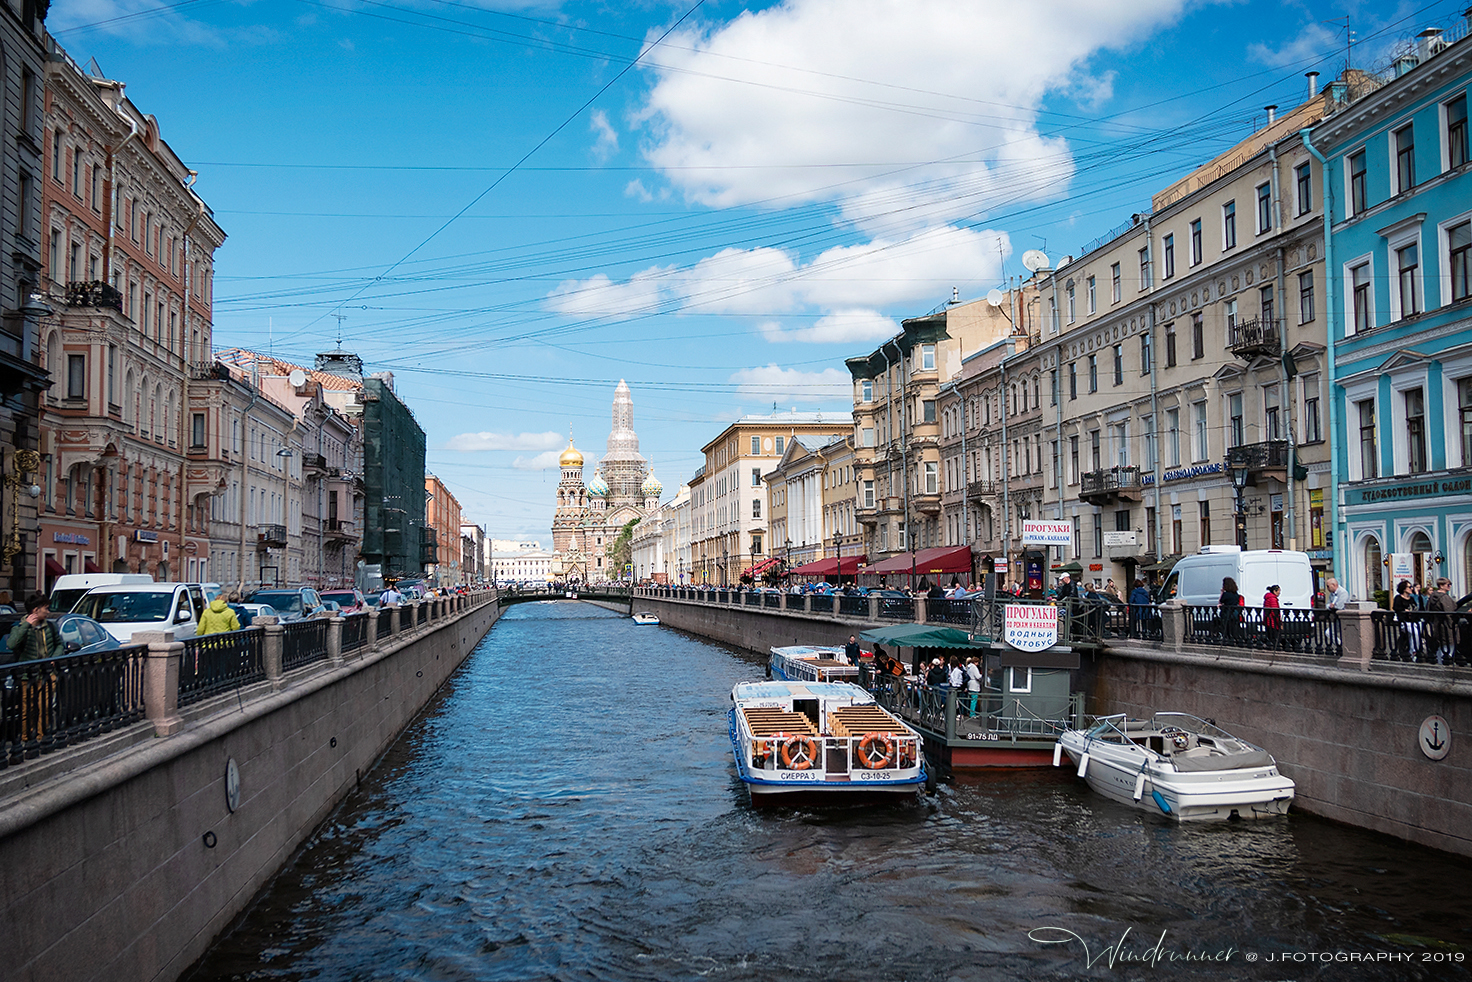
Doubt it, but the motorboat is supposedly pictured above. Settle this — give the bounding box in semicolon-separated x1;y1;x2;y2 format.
729;680;926;806
631;611;660;625
767;645;860;684
1055;713;1294;821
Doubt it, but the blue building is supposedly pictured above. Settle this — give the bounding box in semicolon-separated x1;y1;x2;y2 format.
1308;20;1472;600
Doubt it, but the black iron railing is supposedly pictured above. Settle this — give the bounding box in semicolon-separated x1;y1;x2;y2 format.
1225;440;1291;471
0;645;147;767
65;279;124;311
1372;610;1472;665
878;596;914;620
282;619;330;671
762;592;780;609
341;613;370;653
926;598;972;625
376;610;393;640
1080;465;1141;497
257;524;287;548
839;595;869;618
1184;605;1341;656
179;629;265;707
1228;316;1281;357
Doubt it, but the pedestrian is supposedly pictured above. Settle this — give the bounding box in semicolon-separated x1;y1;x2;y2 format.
1129;578;1152;637
1262;584;1283;649
4;593;64;663
925;658;947;687
1392;579;1421;661
1055;572;1074;603
379;582;405;607
1218;577;1242;640
948;657;964;690
1325;577;1349;610
964;655;983;716
844;634;861;665
4;593;64;742
1104;578;1121;604
1429;577;1457;664
198;594;241;636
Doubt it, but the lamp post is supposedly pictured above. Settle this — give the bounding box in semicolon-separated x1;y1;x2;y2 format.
1232;467;1249;548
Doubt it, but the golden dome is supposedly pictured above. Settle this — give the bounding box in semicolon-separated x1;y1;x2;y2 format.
559;439;584;467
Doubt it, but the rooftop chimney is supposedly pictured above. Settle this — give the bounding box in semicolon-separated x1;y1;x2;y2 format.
1265;104;1277;126
1306;71;1319;98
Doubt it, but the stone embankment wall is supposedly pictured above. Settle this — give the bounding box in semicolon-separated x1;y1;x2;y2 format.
634;596;877;654
0;598;499;982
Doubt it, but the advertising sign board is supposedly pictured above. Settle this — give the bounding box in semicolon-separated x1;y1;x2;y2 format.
1003;604;1059;652
1021;521;1072;546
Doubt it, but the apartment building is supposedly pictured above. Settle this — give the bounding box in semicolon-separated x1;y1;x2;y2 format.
1311;23;1472;598
847;295;1024;567
763;434;855;570
689;412;849;585
425;474;462;586
1030;87;1331;590
36;47;225;588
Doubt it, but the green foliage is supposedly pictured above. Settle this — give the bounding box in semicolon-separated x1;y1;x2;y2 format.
608;519;640;576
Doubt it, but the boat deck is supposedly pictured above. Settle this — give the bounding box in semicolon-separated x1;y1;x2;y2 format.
740;708;819;737
828;705;905;739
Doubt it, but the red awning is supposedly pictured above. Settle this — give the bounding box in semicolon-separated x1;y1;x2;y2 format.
44;557;65;577
837;555;867;575
788;557;838;577
860;545;973;577
83;558;101;573
742;556;782;578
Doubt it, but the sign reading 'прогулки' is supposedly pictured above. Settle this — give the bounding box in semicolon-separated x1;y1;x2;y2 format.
1021;521;1072;546
1004;604;1059;652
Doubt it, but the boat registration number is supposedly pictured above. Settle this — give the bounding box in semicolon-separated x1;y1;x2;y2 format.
852;770;892;781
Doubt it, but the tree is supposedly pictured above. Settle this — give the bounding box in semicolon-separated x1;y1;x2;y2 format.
608;518;639;579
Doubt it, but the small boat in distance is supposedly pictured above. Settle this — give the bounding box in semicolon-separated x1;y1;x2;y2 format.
767;645;859;684
730;680;926;806
631;611;660;625
1056;713;1294;821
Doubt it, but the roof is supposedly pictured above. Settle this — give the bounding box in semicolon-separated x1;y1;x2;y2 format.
859;624;983;650
215;348;364;391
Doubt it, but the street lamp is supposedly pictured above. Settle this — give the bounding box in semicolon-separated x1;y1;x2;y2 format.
1231;467;1249;548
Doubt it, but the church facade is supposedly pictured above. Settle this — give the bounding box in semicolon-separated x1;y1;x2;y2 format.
551;381;661;583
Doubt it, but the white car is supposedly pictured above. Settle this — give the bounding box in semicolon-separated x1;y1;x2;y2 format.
71;582;208;643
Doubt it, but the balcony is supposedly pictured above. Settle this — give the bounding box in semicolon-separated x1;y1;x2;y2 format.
421;527;439;565
1079;465;1143;505
257;524;288;549
1225;440;1291;481
325;518;355;541
1228;316;1281;360
65;280;123;312
966;480;999;500
914;491;942;514
303;452;328;476
189;361;232;381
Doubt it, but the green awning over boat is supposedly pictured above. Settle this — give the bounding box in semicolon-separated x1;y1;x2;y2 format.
859;624;984;649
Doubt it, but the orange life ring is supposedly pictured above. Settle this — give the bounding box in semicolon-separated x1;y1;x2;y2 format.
857;731;896;769
775;731;819;770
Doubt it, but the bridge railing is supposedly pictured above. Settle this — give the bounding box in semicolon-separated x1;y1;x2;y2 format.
1185;605;1342;657
1371;609;1471;666
180;629;265;707
0;644;149;767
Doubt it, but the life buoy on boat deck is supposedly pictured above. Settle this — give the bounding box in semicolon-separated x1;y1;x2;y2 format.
775;732;818;770
857;732;896;769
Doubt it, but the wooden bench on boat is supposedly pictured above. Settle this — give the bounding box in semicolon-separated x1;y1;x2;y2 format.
741;708;818;737
828;706;905;739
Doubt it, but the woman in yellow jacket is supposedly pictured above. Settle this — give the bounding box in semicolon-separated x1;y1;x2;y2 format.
198;596;241;635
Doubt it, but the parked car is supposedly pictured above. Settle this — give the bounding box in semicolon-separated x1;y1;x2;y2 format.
0;611;124;660
321;589;367;611
238;603;278;626
244;588;326;622
69;583;208;643
1157;547;1315;610
48;573;154;615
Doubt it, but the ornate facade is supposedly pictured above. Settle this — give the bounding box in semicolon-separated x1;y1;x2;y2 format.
551;381;661;583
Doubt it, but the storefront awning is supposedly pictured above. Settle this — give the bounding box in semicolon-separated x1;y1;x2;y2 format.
742;556;782;578
860;545;973;577
44;557;65;577
83;558;101;574
859;624;984;649
787;555;869;577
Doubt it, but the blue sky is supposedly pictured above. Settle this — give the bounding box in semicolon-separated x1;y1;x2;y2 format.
49;0;1462;542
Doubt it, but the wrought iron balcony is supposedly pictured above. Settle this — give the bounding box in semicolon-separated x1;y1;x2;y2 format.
256;524;287;548
1079;465;1143;504
189;361;231;381
1228;316;1281;360
303;452;328;475
325;518;355;540
966;480;999;500
65;280;123;312
1225;440;1291;477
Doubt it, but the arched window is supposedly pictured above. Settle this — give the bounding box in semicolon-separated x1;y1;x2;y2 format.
1366;536;1384;598
123;371;135;423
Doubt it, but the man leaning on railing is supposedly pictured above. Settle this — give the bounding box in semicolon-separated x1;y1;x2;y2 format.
4;594;64;663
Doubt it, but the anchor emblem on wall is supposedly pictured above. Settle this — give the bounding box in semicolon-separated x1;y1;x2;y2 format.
1418;715;1452;761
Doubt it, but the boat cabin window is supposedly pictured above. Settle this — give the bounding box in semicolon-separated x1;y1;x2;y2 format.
1008;667;1032;693
793;698;820;730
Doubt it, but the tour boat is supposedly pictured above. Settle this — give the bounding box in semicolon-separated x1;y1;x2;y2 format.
631;611;660;625
767;645;860;684
1055;713;1295;821
729;680;927;806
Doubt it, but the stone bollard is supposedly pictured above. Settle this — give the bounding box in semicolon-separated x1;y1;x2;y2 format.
1337;602;1378;670
869;596;880;620
366;608;380;653
326;615;343;665
916;597;928;624
1160;601;1185;653
389;605;402;636
134;630;184;737
831;596;840;617
779;592;788;611
256;616;284;688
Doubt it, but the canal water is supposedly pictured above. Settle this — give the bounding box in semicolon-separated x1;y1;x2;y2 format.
187;603;1472;981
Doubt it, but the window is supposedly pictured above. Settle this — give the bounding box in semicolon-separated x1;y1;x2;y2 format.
1090;430;1101;471
751;468;761;487
1111;262;1121;302
1069;436;1079;484
191;413;206;448
1141;332;1151;375
1357;399;1378;479
1087;275;1096;313
48;229;58;279
1260;284;1275;323
1460;378;1472;466
1299;271;1315;323
752;535;762;554
1406;388;1427;474
1068;363;1077;400
752;498;761;519
1228;393;1244;448
920;344;935;371
1138;247;1150;290
1222;200;1237;250
1191;313;1204;360
1143;415;1156;470
1257;183;1272;233
751;436;760;455
1264;384;1280;441
1396;242;1420;318
71;149;80;199
106;345;115;406
862;427;874;447
1112;344;1123;385
1172;505;1183;554
1163;234;1175;279
1067;282;1076;322
1087;355;1097;393
1303;374;1322;443
774;436;784;455
1349;150;1368;214
1199;502;1211;547
1112;422;1128;467
91;165;101;212
1192;401;1208;461
1093;516;1103;558
863;480;875;508
1449;95;1469;171
1050;370;1058;406
861;379;873;402
1395;125;1415;194
922;399;936;423
51;130;61;180
1351;262;1372;333
924;461;938;494
1166;408;1181;466
1165;322;1176;366
1295;162;1312;215
1189;219;1202;265
67;354;85;399
1451;220;1471;303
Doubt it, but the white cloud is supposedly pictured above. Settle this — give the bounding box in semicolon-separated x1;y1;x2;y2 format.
761;309;899;344
444;430;563;452
590;109;618;159
1247;22;1342;68
637;0;1189;227
728;364;852;404
512;451;565;471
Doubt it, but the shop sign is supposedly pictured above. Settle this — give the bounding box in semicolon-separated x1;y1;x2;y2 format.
53;531;90;545
1141;461;1224;486
1088;562;1104;571
134;530;159;543
1021;520;1072;545
993;557;1008;573
1390;553;1415;579
1102;531;1136;547
1003;604;1058;652
1347;476;1472;506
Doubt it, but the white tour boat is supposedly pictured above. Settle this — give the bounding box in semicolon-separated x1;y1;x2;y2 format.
767;644;860;684
631;611;661;625
729;680;927;806
1056;713;1295;821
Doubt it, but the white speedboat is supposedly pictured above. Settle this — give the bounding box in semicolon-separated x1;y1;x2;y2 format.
729;680;926;806
631;611;660;625
767;645;859;684
1056;713;1294;821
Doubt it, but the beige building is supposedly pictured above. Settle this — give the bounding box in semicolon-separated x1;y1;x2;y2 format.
764;434;858;569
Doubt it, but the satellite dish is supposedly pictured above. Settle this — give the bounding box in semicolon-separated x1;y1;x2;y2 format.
1022;250;1051;272
986;288;1005;308
288;368;307;389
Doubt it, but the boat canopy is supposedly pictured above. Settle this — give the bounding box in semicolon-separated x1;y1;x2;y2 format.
860;545;973;576
858;623;983;649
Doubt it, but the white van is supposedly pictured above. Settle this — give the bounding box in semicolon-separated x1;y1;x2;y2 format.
48;573;154;614
1161;547;1315;609
70;582;208;643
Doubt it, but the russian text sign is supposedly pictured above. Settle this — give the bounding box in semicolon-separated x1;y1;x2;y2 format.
1004;604;1059;652
1021;521;1072;545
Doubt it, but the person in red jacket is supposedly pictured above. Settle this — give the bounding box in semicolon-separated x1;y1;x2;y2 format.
1263;584;1283;649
